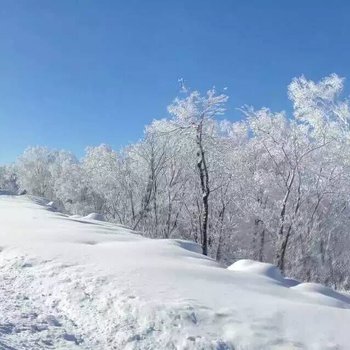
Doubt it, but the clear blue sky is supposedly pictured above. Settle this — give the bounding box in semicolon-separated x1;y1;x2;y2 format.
1;0;349;163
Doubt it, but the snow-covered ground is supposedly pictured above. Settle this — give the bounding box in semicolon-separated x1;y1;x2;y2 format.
0;195;349;349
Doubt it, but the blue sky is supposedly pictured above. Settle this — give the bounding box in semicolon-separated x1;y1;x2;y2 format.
1;0;349;163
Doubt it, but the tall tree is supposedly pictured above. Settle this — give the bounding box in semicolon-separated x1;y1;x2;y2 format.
168;89;228;255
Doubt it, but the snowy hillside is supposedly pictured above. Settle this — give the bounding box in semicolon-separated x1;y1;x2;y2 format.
0;195;349;350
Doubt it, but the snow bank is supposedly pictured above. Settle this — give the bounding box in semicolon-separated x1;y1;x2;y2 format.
69;214;81;219
227;259;284;282
0;195;349;349
83;212;105;221
227;260;304;287
172;239;203;254
292;282;350;306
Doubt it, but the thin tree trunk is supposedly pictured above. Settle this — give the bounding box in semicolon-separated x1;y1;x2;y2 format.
275;172;301;272
276;224;292;272
196;122;210;256
259;227;265;262
215;204;226;261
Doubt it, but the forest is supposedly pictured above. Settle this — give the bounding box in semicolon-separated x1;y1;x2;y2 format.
1;74;350;290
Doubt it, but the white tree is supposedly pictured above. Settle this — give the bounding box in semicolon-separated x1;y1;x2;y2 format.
168;89;228;255
9;74;350;290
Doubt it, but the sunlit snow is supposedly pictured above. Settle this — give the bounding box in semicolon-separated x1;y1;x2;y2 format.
0;194;349;349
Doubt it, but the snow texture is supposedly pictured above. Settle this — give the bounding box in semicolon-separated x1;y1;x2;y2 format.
0;194;349;349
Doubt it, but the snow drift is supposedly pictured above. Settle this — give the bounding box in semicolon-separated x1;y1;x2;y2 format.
0;194;349;349
82;212;105;221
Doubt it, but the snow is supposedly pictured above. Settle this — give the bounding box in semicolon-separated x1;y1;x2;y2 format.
82;212;105;221
69;214;81;219
227;259;285;282
0;195;349;349
292;282;350;306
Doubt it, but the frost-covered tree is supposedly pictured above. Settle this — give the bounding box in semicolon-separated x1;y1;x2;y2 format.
0;165;18;193
11;74;350;290
167;89;228;255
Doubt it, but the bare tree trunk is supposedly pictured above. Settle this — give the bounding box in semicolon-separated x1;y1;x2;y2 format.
133;173;153;230
129;189;135;222
165;193;172;238
153;179;158;237
276;224;292;272
274;169;295;271
196;122;210;256
253;219;265;262
252;219;265;261
275;171;301;272
259;228;265;262
215;203;226;261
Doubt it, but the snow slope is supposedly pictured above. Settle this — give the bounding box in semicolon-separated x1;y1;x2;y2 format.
0;195;349;349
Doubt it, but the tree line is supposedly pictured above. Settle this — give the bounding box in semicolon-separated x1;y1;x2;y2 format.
1;74;350;289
